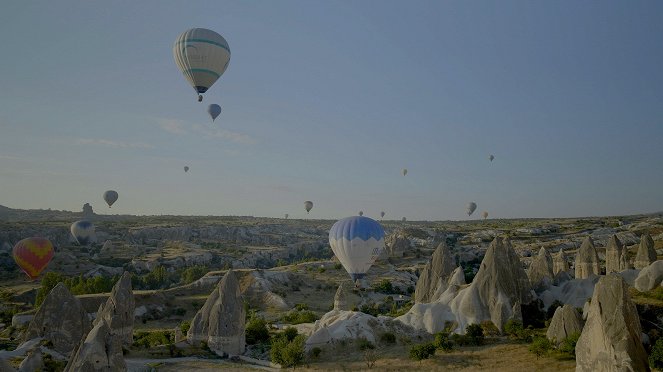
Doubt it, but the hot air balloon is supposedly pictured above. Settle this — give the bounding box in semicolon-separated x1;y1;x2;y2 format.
284;213;289;219
482;211;488;220
402;168;408;176
173;28;231;102
12;238;54;280
489;155;495;162
402;217;407;222
380;211;385;219
329;216;385;282
358;211;364;216
466;202;477;216
207;104;222;121
103;190;118;208
304;201;313;214
184;166;190;173
71;220;95;245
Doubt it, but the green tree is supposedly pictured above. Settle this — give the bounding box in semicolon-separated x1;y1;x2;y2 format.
271;334;306;368
528;336;552;359
434;332;453;352
245;316;270;345
409;342;436;362
466;324;485;346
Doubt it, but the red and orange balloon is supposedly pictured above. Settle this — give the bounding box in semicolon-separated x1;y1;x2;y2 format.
12;237;54;280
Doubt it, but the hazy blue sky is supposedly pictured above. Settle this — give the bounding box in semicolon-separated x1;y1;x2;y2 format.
1;1;662;220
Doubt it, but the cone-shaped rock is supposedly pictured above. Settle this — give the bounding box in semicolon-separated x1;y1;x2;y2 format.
64;319;125;372
527;247;554;292
187;269;245;356
634;233;657;270
545;304;583;345
414;242;457;303
620;249;632;271
552;248;570;275
23;283;91;355
18;349;42;372
635;260;663;292
576;274;649;372
451;237;533;332
575;237;600;279
334;283;350;311
93;271;134;346
605;235;624;274
385;230;411;258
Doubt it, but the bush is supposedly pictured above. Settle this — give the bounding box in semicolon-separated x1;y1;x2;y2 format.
529;336;552;359
283;327;298;342
650;338;663;370
245;316;270;345
294;303;309;311
409;342;436;361
311;347;322;358
281;309;319;325
271;334;306;368
334;263;343;270
466;324;485;346
357;338;375;351
558;332;580;358
132;330;174;348
380;332;396;344
179;320;191;335
434;332;453;352
180;265;208;284
373;279;394;294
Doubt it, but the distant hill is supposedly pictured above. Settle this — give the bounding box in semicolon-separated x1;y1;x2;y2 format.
0;204;83;222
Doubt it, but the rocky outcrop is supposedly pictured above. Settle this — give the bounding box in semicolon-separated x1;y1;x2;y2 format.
414;242;457;303
18;349;42;372
187;270;245;356
334;283;350;311
575;236;600;279
0;358;15;372
605;235;624;274
620;249;632;271
23;283;91;355
576;274;649;372
93;272;134;346
450;237;533;332
545;304;583;345
385;230;411;258
634;260;663;292
64;319;125;372
552;248;570;275
527;247;554;292
634;233;657;270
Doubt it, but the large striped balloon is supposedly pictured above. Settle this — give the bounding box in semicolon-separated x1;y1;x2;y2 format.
329;216;385;282
12;237;54;280
173;28;231;100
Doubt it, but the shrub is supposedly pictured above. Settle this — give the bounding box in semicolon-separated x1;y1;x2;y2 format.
311;347;322;358
650;338;663;370
373;279;394;294
480;321;499;337
334;263;343;270
180;265;208;284
380;332;396;344
529;336;552;359
357;338;375;351
409;342;436;361
179;320;191;335
271;334;306;368
283;327;298;342
364;349;379;369
503;319;523;337
559;332;581;358
466;324;485;346
245;316;270;345
433;332;453;352
294;303;309;311
281;309;319;325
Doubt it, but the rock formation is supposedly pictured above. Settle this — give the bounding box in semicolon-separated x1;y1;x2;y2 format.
634;260;663;292
334;283;350;311
93;272;134;346
414;242;457;303
23;283;91;355
450;237;533;332
81;203;94;219
64;319;125;372
575;236;600;279
552;247;570;275
527;247;554;292
545;304;583;345
18;349;42;372
605;235;624;274
187;270;245;356
384;230;411;257
634;233;657;270
0;358;15;372
620;249;632;271
576;274;649;372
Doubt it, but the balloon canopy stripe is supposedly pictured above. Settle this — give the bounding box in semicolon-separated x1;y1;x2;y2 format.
13;255;41;278
175;39;231;53
183;68;221;79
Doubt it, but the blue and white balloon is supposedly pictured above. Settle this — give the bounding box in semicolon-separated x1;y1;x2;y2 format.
329;216;385;282
71;220;95;245
207;104;221;121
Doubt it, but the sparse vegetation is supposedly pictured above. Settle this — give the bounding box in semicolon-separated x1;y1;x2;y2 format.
280;309;319;324
409;342;436;361
36;272;118;306
245;315;270;345
380;332;396;344
433;331;453;352
649;338;663;370
528;336;552;359
271;334;306;368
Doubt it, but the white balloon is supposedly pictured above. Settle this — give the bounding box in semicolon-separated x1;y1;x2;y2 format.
329;216;385;282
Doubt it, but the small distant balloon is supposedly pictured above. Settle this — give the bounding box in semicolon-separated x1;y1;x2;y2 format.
207;104;222;121
71;220;95;245
402;217;407;222
380;211;385;218
304;201;313;214
103;190;118;208
358;211;363;216
402;168;408;176
482;211;488;220
12;237;54;280
466;202;477;216
184;166;190;173
284;213;289;219
489;154;495;162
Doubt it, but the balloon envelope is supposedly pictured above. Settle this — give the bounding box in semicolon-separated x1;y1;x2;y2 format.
207;104;222;121
482;211;488;219
173;28;231;98
402;217;406;222
402;168;408;176
71;220;95;245
466;202;477;216
380;211;385;218
358;211;363;216
103;190;118;208
184;166;189;172
13;237;54;279
329;216;385;281
489;155;495;162
304;201;313;214
284;213;289;219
